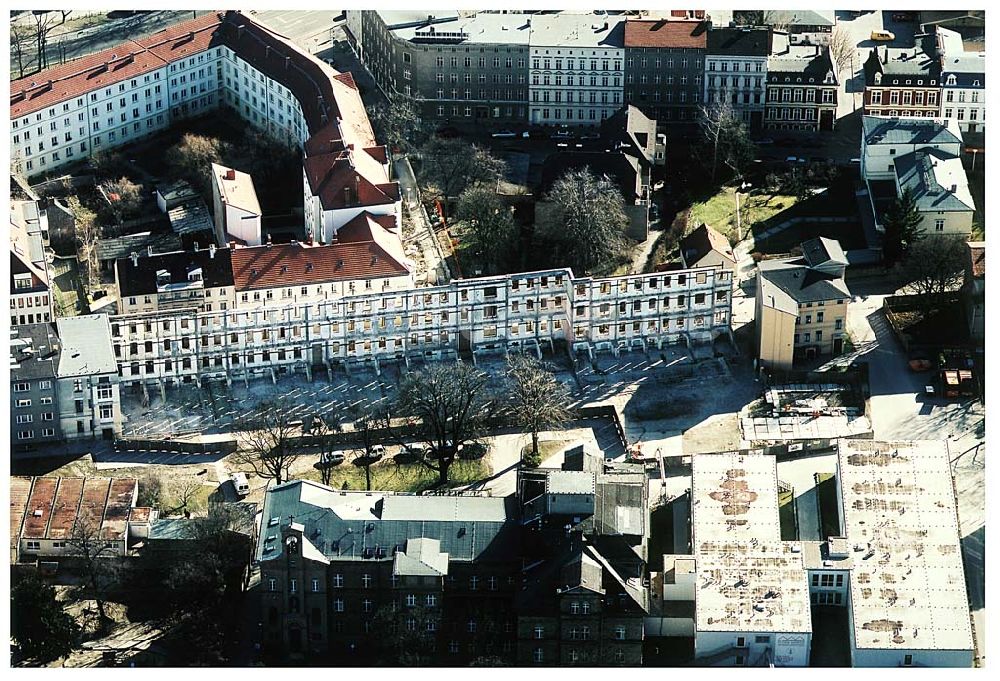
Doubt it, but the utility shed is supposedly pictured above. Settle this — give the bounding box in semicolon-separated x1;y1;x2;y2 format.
837;440;974;667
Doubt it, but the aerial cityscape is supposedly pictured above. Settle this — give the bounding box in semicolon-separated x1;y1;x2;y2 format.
7;7;986;668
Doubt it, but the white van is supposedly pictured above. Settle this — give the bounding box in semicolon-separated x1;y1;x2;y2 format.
231;472;250;497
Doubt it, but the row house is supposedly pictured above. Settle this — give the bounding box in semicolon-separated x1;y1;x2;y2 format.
11;220;54;328
862;35;941;119
764;35;838;131
936;26;985;137
211;163;263;246
106;264;733;391
11;11;401;258
115;244;236;315
528;14;626;127
704;27;771;131
55;315;123;441
623;20;707;124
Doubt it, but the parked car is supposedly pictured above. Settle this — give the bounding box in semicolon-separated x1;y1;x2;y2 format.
871;30;895;42
230;472;250;497
785;155;800;164
320;451;346;465
551;129;575;140
368;444;386;461
580;130;600;140
491;130;516;138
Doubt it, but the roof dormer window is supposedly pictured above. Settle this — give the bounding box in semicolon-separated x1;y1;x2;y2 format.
874;73;882;85
947;74;957;86
188;268;202;282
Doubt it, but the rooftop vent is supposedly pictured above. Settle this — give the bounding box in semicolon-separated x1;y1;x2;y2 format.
224;169;236;181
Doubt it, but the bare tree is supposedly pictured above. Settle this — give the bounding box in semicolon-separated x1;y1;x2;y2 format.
455;185;518;275
348;404;390;491
168;477;204;515
30;11;68;71
541;168;631;274
901;235;968;314
697;101;756;184
231;399;303;486
98;176;143;232
419;138;507;199
395;363;499;487
10;22;33;79
310;416;342;487
369;95;428;154
137;470;167;508
504;355;573;466
65;196;100;291
829;26;855;74
761;10;790;31
67;516;118;632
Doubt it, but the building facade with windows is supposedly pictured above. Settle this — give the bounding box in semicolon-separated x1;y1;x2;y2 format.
55;315;123;441
115;245;236;315
704;27;771;130
862;37;941;119
106;264;733;391
755;238;850;370
11;12;401;256
764;36;838;131
528;14;626;127
939;53;985;135
257;481;519;662
11;222;54;328
623;20;707;124
344;11;530;126
10;324;63;448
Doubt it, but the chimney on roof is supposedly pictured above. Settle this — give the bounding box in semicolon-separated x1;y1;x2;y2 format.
130;251;139;267
147;245;153;256
951;184;957;193
371;255;378;266
285;56;291;69
266;234;272;248
225;168;236;181
209;243;217;259
194;241;200;251
306;230;314;246
237;25;245;40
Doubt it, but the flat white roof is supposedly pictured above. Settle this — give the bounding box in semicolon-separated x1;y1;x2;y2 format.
529;13;625;49
692;452;812;634
838;440;974;652
212;163;261;216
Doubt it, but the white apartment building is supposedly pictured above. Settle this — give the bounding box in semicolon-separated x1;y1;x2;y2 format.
11;219;54;327
528;14;626;126
55;315;123;441
212;162;262;246
10;12;400;256
940;55;986;135
107;265;732;389
860;115;963;181
704;27;771;130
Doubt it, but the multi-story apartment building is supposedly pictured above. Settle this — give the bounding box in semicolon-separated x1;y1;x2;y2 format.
764;34;838;131
257;481;520;662
704;27;771;130
756;238;850;370
10;12;401;256
55;315;123;441
11;221;54;327
528;14;626;127
860;116;973;236
622;20;707;124
862;35;941;118
937;27;985;136
107;265;733;390
345;11;531;126
115;245;236;315
10;324;62;448
211;163;262;246
517;466;649;666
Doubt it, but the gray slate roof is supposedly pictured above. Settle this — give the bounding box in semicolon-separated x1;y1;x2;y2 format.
861;116;962;147
393;537;449;576
95;231;183;262
894;149;975;213
707;27;771;57
546;470;596;495
10;323;61;381
758;258;850;304
762;10;834;28
257;480;516;564
801;237;847;269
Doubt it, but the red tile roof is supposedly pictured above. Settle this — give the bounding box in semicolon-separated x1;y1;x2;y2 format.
231;238;409;291
11;10;399;224
623;20;708;49
10;12;226;119
102;479;139;540
10;477;33;549
47;477;85;540
21;477;59;540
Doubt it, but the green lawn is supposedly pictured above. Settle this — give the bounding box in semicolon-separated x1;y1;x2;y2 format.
815;472;841;540
300;458;489;493
688;187;800;243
